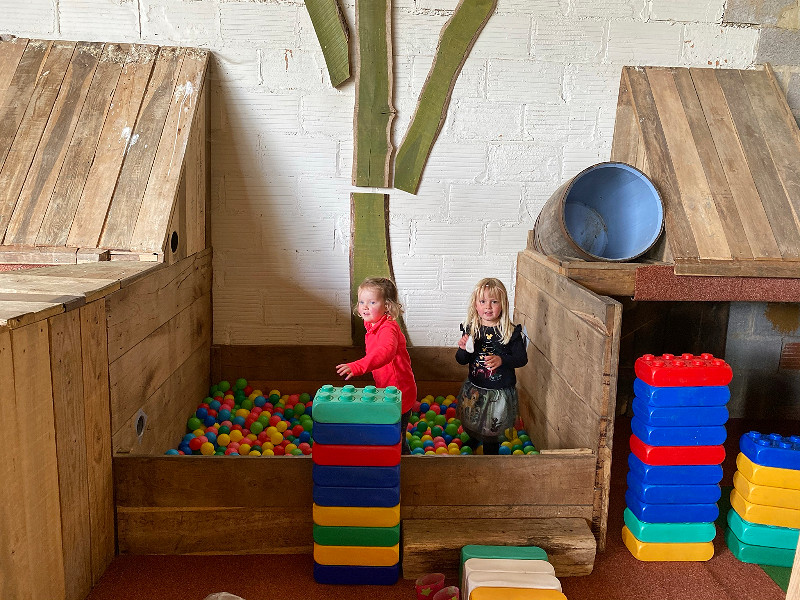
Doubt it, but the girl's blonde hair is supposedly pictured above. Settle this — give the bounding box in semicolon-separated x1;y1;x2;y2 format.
354;277;404;320
465;277;513;344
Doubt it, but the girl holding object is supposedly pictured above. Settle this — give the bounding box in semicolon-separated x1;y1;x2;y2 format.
456;277;528;455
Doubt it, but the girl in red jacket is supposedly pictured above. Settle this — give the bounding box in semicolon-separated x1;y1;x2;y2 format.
336;277;417;454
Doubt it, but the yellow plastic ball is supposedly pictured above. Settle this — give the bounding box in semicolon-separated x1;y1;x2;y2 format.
266;426;278;436
513;449;524;455
501;441;513;448
252;389;263;397
448;447;461;455
217;433;231;447
249;450;261;456
421;434;433;443
264;449;275;456
235;408;250;418
448;443;460;451
435;446;448;454
230;430;244;442
239;443;251;455
276;421;288;433
285;443;297;453
263;442;274;450
246;433;257;442
269;389;280;397
269;432;283;445
200;442;215;455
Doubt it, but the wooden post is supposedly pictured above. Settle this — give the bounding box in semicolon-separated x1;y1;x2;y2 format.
788;535;800;600
304;0;351;87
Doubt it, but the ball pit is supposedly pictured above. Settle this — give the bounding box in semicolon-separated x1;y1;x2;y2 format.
167;383;539;457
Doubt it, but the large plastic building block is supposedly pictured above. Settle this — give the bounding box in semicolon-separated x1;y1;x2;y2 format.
634;353;732;387
623;508;716;544
724;527;796;568
311;441;401;466
740;431;800;471
313;562;400;585
622;525;714;561
727;508;799;550
465;571;562;599
312;421;401;445
313;503;400;527
628;454;722;485
312;384;402;424
470;589;567;600
625;489;719;523
632;398;729;427
730;488;800;529
462;559;554;595
733;471;800;510
313;523;400;547
313;484;400;508
629;434;725;466
633;379;730;406
631;416;727;447
312;464;401;488
627;470;721;504
460;545;548;567
313;542;399;566
736;452;800;490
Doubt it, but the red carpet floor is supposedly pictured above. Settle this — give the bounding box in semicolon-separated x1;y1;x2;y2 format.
86;418;794;600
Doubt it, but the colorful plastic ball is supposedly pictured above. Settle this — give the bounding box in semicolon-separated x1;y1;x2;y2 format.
218;409;231;422
498;445;512;455
448;446;460;455
230;430;244;443
419;403;430;413
218;380;231;392
205;431;218;445
430;404;441;414
187;416;203;431
415;422;428;434
188;436;205;451
182;433;195;443
196;407;209;420
250;422;264;435
203;415;216;427
254;395;266;408
431;426;443;437
425;410;436;421
512;449;524;455
234;378;247;391
165;448;180;455
445;407;457;419
241;398;254;410
412;447;425;455
275;421;288;433
461;446;473;455
525;447;540;455
435;446;448;454
217;433;231;447
298;431;311;444
434;414;447;427
178;442;191;454
298;442;312;455
200;442;215;455
239;444;251;455
293;403;305;416
233;416;246;427
244;385;253;396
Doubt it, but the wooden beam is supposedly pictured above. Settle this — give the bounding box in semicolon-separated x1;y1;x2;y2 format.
304;0;351;87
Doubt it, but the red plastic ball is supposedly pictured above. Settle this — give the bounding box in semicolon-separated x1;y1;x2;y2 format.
446;407;457;418
244;385;253;396
298;442;311;455
292;425;304;437
269;415;281;426
273;445;286;455
430;404;441;414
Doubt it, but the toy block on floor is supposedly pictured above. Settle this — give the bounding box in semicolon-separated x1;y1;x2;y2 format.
311;421;401;445
312;562;400;585
465;571;562;599
627;454;722;485
313;542;399;566
469;589;567;600
629;434;725;466
736;452;800;490
630;416;727;447
724;527;796;568
312;484;400;507
727;508;799;550
312;464;401;488
311;441;401;466
632;398;729;427
633;378;730;406
313;523;400;547
312;384;402;424
634;353;732;387
403;519;593;580
312;503;400;528
462;558;555;594
621;525;714;561
623;508;716;544
733;471;800;510
626;470;721;504
740;432;800;471
625;489;719;524
729;488;800;529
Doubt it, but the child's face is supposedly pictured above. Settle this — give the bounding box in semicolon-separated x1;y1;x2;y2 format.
475;289;502;327
357;287;387;323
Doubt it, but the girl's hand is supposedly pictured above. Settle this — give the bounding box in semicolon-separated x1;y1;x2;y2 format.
457;334;470;350
484;354;502;370
335;363;353;380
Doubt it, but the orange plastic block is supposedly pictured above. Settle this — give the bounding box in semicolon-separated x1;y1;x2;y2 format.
736;452;800;491
730;488;800;529
313;542;399;566
312;503;400;528
622;526;714;561
733;471;800;510
470;589;568;600
465;571;562;599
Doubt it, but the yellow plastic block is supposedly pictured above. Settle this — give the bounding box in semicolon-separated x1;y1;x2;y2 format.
313;542;399;566
466;571;561;599
730;488;800;529
736;452;800;491
734;470;800;510
622;526;713;561
312;503;400;527
462;558;555;593
470;589;568;600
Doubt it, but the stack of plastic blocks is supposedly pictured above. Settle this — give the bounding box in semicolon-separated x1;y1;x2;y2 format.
459;545;568;600
311;384;402;585
623;353;732;561
725;431;800;568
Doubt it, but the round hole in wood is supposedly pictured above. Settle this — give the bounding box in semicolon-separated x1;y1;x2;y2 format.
170;231;179;253
136;413;146;437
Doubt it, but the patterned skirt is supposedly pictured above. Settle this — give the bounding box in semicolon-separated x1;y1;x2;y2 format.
456;380;518;441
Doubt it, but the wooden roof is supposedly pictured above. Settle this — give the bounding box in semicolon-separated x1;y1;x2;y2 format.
0;38;208;259
612;65;800;278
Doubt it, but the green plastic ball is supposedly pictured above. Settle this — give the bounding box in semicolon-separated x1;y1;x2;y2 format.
242;398;254;410
187;417;202;431
218;380;231;392
434;414;447;427
250;422;264;435
425;410;436;422
235;378;247;390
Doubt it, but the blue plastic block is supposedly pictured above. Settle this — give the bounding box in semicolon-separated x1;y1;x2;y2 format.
633;379;730;407
313;562;400;585
312;422;401;446
312;464;401;488
740;431;800;471
633;397;729;427
625;489;719;523
627;470;721;504
628;453;723;486
313;484;400;508
727;508;799;550
631;415;727;447
623;508;716;544
312;385;401;424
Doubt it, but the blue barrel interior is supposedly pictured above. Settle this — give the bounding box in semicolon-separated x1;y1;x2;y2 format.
563;163;663;260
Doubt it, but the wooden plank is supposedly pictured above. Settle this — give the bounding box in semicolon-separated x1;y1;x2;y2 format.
0;245;78;264
673;258;800;278
402;518;596;579
402;503;592;521
0;41;76;239
352;0;394;187
106;251;211;362
31;259;159;284
0;272;119;301
624;66;699;259
646;68;731;260
5;41;101;246
393;0;496;194
117;506;312;555
67;44;157;249
49;310;92;600
37;44;127;247
0;299;64;328
0;37;28;109
671;68;752;260
109;293;211;434
100;47;184;250
130;48;208;253
715;68;800;259
689;68;781;260
10;321;66;599
788;534;800;600
183;82;207;257
113;343;209;455
0;39;47;174
304;0;351;87
610;70;639;165
80;299;115;584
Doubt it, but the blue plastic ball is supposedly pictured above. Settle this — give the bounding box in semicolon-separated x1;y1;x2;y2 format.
165;448;180;455
305;405;313;417
218;409;231;422
254;395;266;407
178;443;192;454
233;416;246;427
299;431;311;443
443;434;453;444
205;431;218;445
182;433;195;443
209;399;221;411
419;403;430;413
203;415;216;427
196;407;209;420
423;440;434;449
412;447;425;455
498;445;512;455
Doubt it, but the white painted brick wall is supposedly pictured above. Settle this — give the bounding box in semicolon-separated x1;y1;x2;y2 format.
0;0;768;347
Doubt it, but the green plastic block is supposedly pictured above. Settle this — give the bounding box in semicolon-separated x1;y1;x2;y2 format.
460;545;548;577
313;523;400;547
312;384;402;424
725;527;796;567
727;508;799;550
624;508;716;543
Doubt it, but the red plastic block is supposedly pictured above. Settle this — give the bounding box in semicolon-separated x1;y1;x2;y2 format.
312;442;401;467
634;353;732;387
629;434;725;466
